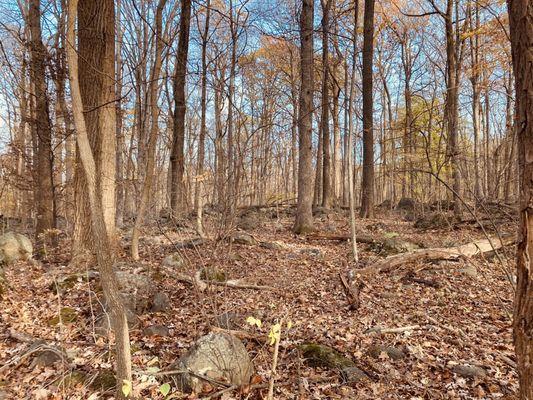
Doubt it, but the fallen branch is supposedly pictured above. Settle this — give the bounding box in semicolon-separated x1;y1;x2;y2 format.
365;325;421;334
358;235;515;276
307;233;375;244
175;271;275;292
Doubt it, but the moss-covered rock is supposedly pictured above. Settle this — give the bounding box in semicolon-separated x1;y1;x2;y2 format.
90;369;116;392
299;343;355;369
54;370;88;389
299;343;369;383
200;267;227;282
48;307;78;326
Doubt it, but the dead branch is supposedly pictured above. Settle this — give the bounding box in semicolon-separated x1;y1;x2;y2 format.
175;271;275;292
339;272;363;310
358;235;515;276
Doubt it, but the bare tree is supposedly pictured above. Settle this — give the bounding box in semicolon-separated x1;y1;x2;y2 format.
294;0;315;233
65;0;132;398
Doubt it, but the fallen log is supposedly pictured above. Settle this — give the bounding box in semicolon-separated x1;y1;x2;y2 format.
358;235;515;276
307;233;375;244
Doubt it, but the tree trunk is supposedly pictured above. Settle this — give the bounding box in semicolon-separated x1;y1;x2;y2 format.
27;0;56;254
65;1;132;398
131;0;168;260
169;0;192;216
507;0;533;396
320;0;333;208
294;0;315;234
73;0;117;258
360;0;375;218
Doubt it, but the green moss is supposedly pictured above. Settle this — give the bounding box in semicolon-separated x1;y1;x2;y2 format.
299;343;355;369
200;267;227;282
54;370;88;389
48;307;78;326
91;370;116;391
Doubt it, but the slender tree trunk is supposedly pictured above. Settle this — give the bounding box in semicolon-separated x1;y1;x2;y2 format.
294;0;315;233
360;0;375;218
507;0;533;397
27;0;56;254
321;0;333;208
194;0;211;237
65;2;132;398
131;0;168;260
170;0;192;216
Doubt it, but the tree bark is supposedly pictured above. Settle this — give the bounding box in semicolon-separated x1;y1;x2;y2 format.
360;0;375;218
73;0;117;258
170;0;192;216
27;0;56;254
507;0;533;396
294;0;315;234
66;1;132;397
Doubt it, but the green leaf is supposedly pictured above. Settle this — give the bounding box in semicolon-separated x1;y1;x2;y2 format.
121;379;132;397
160;383;171;396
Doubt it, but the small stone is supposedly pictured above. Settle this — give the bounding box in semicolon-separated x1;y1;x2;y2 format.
452;364;487;379
231;232;257;246
367;345;405;361
299;248;323;257
340;366;369;383
151;292;170;312
143;324;170;337
260;241;285;250
32;349;64;368
162;253;185;269
459;265;478;278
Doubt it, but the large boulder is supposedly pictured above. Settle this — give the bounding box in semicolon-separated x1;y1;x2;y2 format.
0;232;32;265
173;332;254;393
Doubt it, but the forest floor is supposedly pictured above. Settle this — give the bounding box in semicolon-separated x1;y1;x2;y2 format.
0;206;519;399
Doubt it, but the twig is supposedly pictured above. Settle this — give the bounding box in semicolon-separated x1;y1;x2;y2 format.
267;319;283;400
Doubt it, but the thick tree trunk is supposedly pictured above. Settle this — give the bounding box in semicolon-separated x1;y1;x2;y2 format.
27;0;56;254
507;0;533;397
65;1;132;398
170;0;192;216
294;0;315;234
360;0;375;218
73;0;117;258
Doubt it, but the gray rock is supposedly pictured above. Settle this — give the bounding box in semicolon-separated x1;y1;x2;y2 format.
0;232;32;265
151;292;170;313
367;344;406;361
452;364;486;379
231;232;257;246
116;271;157;313
162;253;185;269
299;248;323;257
259;241;286;251
215;312;242;330
28;343;65;368
143;324;170;337
459;265;478;278
340;366;369;383
173;332;254;393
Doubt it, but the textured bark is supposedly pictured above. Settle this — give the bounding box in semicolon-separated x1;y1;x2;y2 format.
294;0;315;234
360;0;375;218
65;1;132;398
508;0;533;397
320;0;333;208
170;0;192;216
73;0;117;257
27;0;56;254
